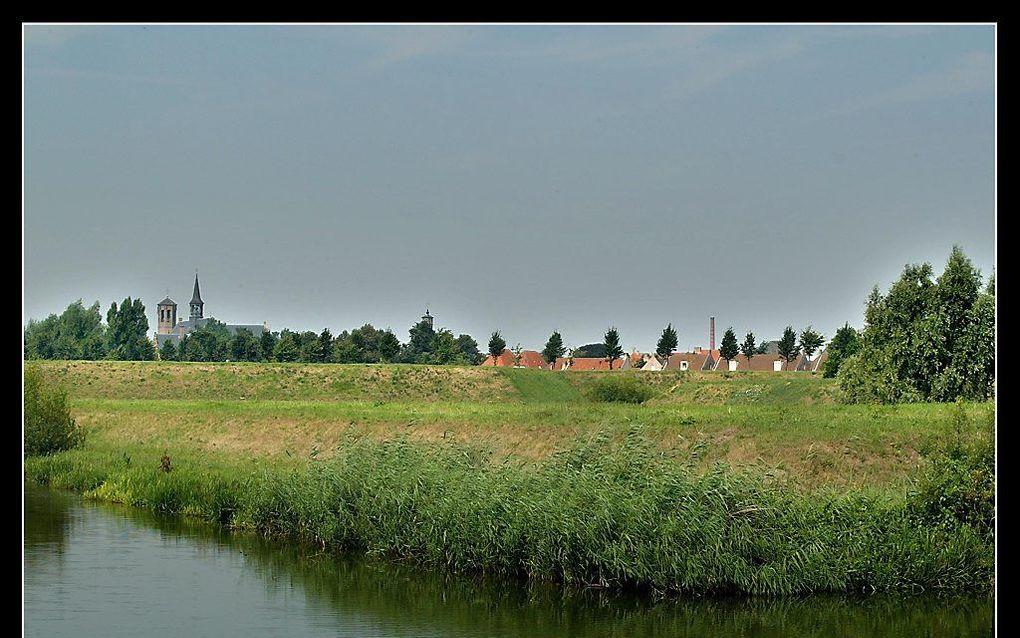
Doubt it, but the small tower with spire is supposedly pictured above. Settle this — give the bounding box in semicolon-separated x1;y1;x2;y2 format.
190;273;204;321
421;307;434;330
156;294;177;335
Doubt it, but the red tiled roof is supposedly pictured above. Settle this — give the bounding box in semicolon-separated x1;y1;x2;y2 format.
554;357;627;371
664;352;710;371
481;349;548;369
716;353;797;372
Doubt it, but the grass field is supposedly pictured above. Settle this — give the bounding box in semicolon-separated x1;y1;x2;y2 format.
24;360;994;595
28;360;992;491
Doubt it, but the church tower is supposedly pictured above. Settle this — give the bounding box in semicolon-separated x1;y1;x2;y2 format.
157;296;177;334
190;273;204;321
422;308;434;330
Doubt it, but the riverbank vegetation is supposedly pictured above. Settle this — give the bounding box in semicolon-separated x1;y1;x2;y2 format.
23;366;83;457
26;421;993;595
24;360;994;595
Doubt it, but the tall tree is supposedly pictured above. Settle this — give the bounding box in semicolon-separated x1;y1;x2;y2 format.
431;329;464;365
317;328;334;363
187;319;231;361
740;331;756;363
106;297;154;360
229;329;261;362
455;334;482;365
798;326;824;360
823;323;859;378
404;318;437;363
378;329;402;363
603;327;623;369
488;331;506;362
777;326;800;370
655;324;678;359
273;330;300;362
541;331;566;366
838;247;994;403
177;334;192;361
24;300;107;360
159;339;178;362
259;330;278;362
719;327;739;365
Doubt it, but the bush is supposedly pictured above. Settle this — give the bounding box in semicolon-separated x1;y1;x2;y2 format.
588;375;655;404
908;402;994;542
24;366;83;457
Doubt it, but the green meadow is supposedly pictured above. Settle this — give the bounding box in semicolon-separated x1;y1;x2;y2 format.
24;360;994;594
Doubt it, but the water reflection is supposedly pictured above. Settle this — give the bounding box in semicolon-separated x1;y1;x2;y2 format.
24;484;993;638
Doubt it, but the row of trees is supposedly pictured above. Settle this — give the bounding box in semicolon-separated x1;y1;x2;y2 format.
837;246;994;403
24;298;156;361
157;317;483;365
487;322;827;371
25;300;482;365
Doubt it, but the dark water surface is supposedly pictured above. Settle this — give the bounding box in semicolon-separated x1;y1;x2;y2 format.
24;484;993;637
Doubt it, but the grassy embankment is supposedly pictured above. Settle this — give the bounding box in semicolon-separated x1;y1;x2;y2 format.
25;360;994;595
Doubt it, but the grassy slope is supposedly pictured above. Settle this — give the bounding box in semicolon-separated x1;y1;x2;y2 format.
25;360;994;594
28;361;993;491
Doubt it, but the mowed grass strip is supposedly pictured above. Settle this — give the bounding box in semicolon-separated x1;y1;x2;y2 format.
70;397;992;491
33;360;839;405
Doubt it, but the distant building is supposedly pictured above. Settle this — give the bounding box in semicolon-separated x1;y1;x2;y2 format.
154;274;265;349
481;349;548;369
665;351;714;372
552;357;627;371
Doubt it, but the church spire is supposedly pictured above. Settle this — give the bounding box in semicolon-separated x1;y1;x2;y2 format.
189;273;204;321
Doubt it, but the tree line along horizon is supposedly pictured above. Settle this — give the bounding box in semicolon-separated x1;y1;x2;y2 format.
23;246;994;403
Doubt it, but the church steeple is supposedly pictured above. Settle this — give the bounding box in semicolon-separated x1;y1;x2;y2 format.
189;273;204;321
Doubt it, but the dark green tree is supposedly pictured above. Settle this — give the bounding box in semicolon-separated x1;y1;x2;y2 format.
177;334;192;361
106;297;154;360
823;323;859;378
258;330;277;362
378;329;402;363
740;332;756;363
777;326;800;370
719;327;739;364
430;329;464;365
838;247;994;402
655;324;678;359
404;318;437;363
294;331;320;363
573;343;607;358
159;339;178;362
186;319;231;361
756;341;771;355
273;331;300;362
229;329;261;362
798;326;824;360
455;334;482;365
24;300;107;360
488;331;506;361
541;331;566;366
603;327;623;369
317;328;334;363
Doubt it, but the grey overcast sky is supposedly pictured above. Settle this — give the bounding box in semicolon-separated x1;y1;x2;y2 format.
23;24;995;352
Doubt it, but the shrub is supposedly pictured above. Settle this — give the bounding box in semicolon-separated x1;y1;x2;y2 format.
24;366;83;457
588;375;655;404
908;402;994;542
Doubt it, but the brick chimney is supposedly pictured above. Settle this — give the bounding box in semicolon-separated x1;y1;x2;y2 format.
710;316;715;351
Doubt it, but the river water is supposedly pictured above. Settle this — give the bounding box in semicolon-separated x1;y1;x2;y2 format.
23;484;993;637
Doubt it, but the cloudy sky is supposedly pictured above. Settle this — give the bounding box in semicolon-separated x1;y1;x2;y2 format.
24;24;994;352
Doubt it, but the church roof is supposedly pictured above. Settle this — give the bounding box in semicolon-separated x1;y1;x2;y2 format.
190;274;203;305
158;296;176;306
